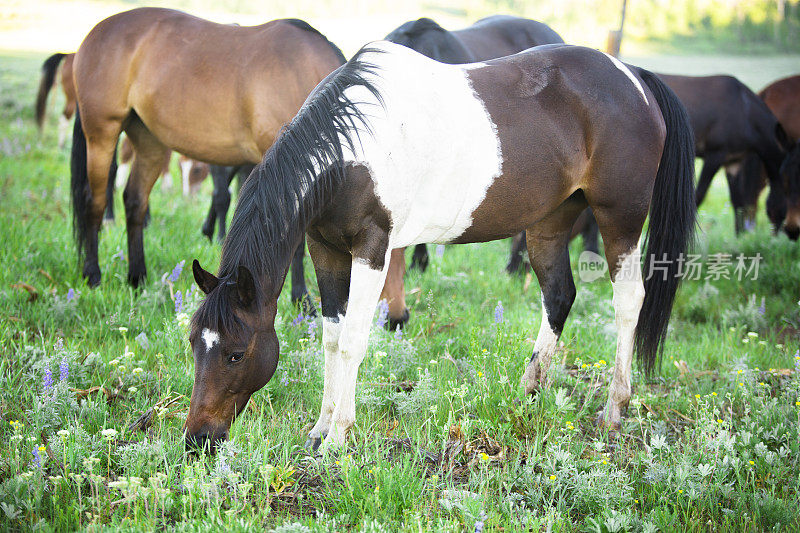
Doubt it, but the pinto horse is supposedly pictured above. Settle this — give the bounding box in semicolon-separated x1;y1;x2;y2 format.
69;8;345;316
186;42;696;451
385;15;565;272
658;74;792;234
728;75;800;239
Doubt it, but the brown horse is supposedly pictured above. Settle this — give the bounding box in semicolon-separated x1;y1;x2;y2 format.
69;8;346;315
186;42;695;451
385;15;565;272
658;74;792;234
728;75;800;239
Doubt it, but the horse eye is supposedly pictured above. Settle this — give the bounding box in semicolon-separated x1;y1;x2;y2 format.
229;352;245;364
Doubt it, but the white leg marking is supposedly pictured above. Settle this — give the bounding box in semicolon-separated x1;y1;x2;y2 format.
57;115;70;149
201;328;219;353
603;245;645;428
603;53;648;105
116;162;130;189
181;160;192;196
308;315;344;440
161;171;174;192
520;294;559;394
322;255;391;449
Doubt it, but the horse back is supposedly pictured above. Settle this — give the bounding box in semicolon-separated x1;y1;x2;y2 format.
455;15;565;61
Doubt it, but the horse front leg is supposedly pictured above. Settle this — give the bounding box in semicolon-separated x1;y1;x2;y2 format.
305;235;351;449
322;249;391;450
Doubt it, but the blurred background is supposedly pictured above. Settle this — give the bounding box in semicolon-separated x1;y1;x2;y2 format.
2;0;799;59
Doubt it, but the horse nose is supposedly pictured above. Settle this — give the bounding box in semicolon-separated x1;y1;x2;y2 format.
185;430;227;453
388;308;410;331
786;226;800;241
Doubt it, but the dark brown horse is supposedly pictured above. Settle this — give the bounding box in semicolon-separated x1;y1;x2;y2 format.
728;75;800;239
385;15;565;272
658;74;792;234
185;42;695;451
69;8;346;316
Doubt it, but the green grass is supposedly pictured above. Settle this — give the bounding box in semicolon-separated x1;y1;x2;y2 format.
1;51;799;532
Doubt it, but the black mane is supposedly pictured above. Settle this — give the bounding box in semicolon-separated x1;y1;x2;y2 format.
192;48;383;334
283;18;347;64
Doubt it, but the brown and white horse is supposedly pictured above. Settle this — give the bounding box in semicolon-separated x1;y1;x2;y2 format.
186;42;696;451
69;8;346;319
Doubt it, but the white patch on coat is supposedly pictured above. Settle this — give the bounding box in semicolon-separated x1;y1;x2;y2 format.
201;328;219;352
604;245;645;426
340;41;503;248
603;53;648;105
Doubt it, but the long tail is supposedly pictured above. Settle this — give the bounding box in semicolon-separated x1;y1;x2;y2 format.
71;105;89;261
635;69;697;376
35;53;66;130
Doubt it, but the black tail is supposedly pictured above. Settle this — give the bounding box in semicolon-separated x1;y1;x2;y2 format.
71;105;90;261
635;69;697;376
36;53;66;130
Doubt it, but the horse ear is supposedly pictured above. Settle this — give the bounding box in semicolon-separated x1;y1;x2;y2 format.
236;265;256;308
193;259;219;295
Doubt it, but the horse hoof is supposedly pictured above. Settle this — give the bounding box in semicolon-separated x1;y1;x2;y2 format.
304;433;326;451
128;272;147;289
84;270;101;288
595;412;622;434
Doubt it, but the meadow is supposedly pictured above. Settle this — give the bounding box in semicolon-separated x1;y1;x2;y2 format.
0;49;799;532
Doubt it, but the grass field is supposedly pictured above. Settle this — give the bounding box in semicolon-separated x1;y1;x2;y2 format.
1;49;800;532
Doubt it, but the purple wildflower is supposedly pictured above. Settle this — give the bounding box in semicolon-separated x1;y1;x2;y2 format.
112;248;124;261
291;312;304;327
307;319;317;338
376;300;389;328
168;259;185;283
54;338;64;352
174;290;183;314
474;511;486;533
66;288;76;302
43;368;54;391
494;301;504;324
59;357;69;382
394;326;403;340
758;297;765;316
31;447;42;468
435;245;445;258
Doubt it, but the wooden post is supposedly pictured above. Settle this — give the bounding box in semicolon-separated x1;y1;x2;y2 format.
606;0;628;57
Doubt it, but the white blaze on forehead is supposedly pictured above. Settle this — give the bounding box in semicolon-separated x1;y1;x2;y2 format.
603;53;648;105
201;328;220;352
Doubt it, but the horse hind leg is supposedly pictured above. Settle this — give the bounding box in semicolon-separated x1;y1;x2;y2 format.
79;119;121;287
290;234;317;316
123;117;169;287
591;205;647;431
103;141;119;222
520;196;586;393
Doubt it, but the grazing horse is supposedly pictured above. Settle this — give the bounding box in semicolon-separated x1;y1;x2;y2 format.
658;74;792;233
185;42;695;451
69;8;345;317
36;52;76;147
386;15;565;272
728;76;800;239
